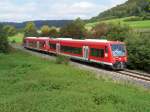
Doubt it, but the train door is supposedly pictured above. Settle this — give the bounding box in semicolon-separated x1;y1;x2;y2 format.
56;43;60;54
83;46;89;60
45;40;49;50
26;40;29;47
37;41;40;49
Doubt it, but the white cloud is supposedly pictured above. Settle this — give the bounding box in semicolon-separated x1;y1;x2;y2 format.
0;0;127;22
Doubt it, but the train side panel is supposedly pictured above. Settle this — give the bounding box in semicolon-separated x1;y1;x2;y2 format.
88;42;113;66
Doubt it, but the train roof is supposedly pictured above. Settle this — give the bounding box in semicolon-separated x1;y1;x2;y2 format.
56;38;124;44
25;37;124;44
26;37;50;40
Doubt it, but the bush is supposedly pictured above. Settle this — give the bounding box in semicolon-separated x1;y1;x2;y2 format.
55;55;70;65
0;24;9;53
125;33;150;73
11;39;16;43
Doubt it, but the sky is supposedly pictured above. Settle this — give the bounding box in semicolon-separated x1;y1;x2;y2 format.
0;0;127;22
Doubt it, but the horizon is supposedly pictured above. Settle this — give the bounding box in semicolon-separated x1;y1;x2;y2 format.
0;0;127;22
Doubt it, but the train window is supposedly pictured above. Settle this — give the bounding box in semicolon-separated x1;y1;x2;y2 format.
49;43;56;50
111;44;125;57
90;48;104;58
29;41;37;48
39;41;45;49
61;46;82;54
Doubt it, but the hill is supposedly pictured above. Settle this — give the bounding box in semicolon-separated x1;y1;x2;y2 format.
1;20;73;29
90;0;150;22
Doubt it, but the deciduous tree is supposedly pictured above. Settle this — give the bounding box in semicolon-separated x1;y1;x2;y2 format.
92;23;108;39
60;18;86;39
41;25;50;37
24;22;38;37
3;25;16;36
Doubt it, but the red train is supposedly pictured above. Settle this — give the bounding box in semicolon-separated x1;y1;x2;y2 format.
23;37;127;70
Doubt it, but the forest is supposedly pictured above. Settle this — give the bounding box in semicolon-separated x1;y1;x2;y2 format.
90;0;150;22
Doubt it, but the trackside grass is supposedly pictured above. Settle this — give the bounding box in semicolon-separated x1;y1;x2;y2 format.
8;33;24;44
0;50;150;112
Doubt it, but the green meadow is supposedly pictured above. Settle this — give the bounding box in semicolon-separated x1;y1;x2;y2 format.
8;33;24;44
0;50;150;112
86;17;150;30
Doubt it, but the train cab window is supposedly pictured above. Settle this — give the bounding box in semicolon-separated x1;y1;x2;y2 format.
111;44;126;57
49;43;56;50
61;46;82;55
90;48;104;58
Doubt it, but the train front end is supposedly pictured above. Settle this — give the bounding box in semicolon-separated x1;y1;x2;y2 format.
110;43;127;70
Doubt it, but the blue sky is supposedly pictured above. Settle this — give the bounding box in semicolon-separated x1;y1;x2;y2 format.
0;0;127;22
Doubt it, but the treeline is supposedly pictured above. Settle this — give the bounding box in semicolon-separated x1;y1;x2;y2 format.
23;18;86;39
90;0;150;22
23;18;130;40
1;20;73;29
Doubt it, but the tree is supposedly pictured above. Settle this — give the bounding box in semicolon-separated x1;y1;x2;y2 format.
91;22;130;41
60;18;86;39
3;25;16;36
92;23;108;38
49;28;58;38
41;25;50;36
24;22;38;37
125;33;150;72
0;24;9;53
106;22;130;41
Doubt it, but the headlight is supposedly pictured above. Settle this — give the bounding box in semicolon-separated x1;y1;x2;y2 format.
105;53;108;58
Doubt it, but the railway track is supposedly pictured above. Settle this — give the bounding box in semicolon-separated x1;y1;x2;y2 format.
117;70;150;82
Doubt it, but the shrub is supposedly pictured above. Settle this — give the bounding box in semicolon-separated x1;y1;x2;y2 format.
0;24;9;53
11;39;16;43
55;55;70;65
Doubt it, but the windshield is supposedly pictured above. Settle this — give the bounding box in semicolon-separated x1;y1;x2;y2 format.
111;44;126;57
